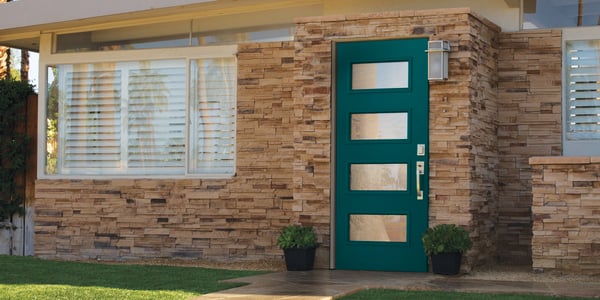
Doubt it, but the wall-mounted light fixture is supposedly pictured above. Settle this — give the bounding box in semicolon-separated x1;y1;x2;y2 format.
427;40;450;80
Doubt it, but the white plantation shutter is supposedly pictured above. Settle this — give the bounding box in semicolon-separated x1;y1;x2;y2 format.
190;58;236;175
565;40;600;155
60;68;122;171
127;63;187;171
50;47;237;177
566;40;600;140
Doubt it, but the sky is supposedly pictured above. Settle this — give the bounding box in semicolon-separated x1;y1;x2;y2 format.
9;49;39;92
29;51;39;92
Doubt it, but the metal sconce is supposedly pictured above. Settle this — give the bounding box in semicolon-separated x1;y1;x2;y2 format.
427;40;450;80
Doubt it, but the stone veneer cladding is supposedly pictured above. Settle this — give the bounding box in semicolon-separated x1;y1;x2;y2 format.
294;8;500;268
33;8;510;269
530;157;600;275
34;42;298;264
496;30;562;264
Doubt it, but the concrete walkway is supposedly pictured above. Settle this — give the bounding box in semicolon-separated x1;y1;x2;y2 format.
197;270;600;299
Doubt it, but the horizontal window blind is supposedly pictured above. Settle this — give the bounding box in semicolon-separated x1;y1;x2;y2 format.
51;54;236;177
128;65;187;169
566;40;600;140
62;69;122;169
190;58;236;175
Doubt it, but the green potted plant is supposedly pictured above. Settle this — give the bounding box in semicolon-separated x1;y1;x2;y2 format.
277;224;317;271
422;224;472;275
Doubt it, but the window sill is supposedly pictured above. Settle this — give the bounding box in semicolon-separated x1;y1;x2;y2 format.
37;174;235;180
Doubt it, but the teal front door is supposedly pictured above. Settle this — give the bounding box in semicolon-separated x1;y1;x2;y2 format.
335;38;429;272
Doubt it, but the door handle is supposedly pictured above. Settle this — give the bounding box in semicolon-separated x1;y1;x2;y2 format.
416;161;424;200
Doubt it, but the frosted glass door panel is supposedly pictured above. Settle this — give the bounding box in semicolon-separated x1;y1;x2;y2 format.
352;62;408;89
350;164;407;191
350;214;407;242
351;112;408;140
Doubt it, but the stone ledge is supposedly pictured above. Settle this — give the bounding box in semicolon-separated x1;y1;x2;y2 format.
529;156;600;165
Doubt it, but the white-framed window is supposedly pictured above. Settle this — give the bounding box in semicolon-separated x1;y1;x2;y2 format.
41;41;237;178
563;27;600;156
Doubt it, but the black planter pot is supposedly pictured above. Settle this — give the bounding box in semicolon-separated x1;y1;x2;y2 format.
283;247;316;271
430;252;462;275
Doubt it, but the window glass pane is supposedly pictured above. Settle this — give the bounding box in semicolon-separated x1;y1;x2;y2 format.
350;164;407;191
46;67;59;175
51;64;124;173
56;22;294;52
56;21;191;53
47;59;192;175
189;57;237;175
351;112;408;140
127;61;187;170
352;62;408;90
194;25;294;46
566;40;600;141
350;215;407;242
523;0;600;29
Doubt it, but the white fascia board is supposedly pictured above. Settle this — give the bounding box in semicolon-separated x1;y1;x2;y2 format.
0;0;215;31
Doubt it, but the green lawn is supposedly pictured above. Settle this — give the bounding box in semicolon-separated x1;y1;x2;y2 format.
0;255;266;300
340;289;590;300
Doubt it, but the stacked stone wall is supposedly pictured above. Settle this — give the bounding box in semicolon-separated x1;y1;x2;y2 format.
466;15;499;266
530;157;600;275
33;9;506;268
294;8;500;268
33;42;298;264
496;30;562;264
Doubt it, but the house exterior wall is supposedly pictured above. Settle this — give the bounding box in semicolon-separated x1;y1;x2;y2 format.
530;157;600;275
33;42;298;265
496;30;562;264
32;8;504;269
465;15;500;265
294;8;503;269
